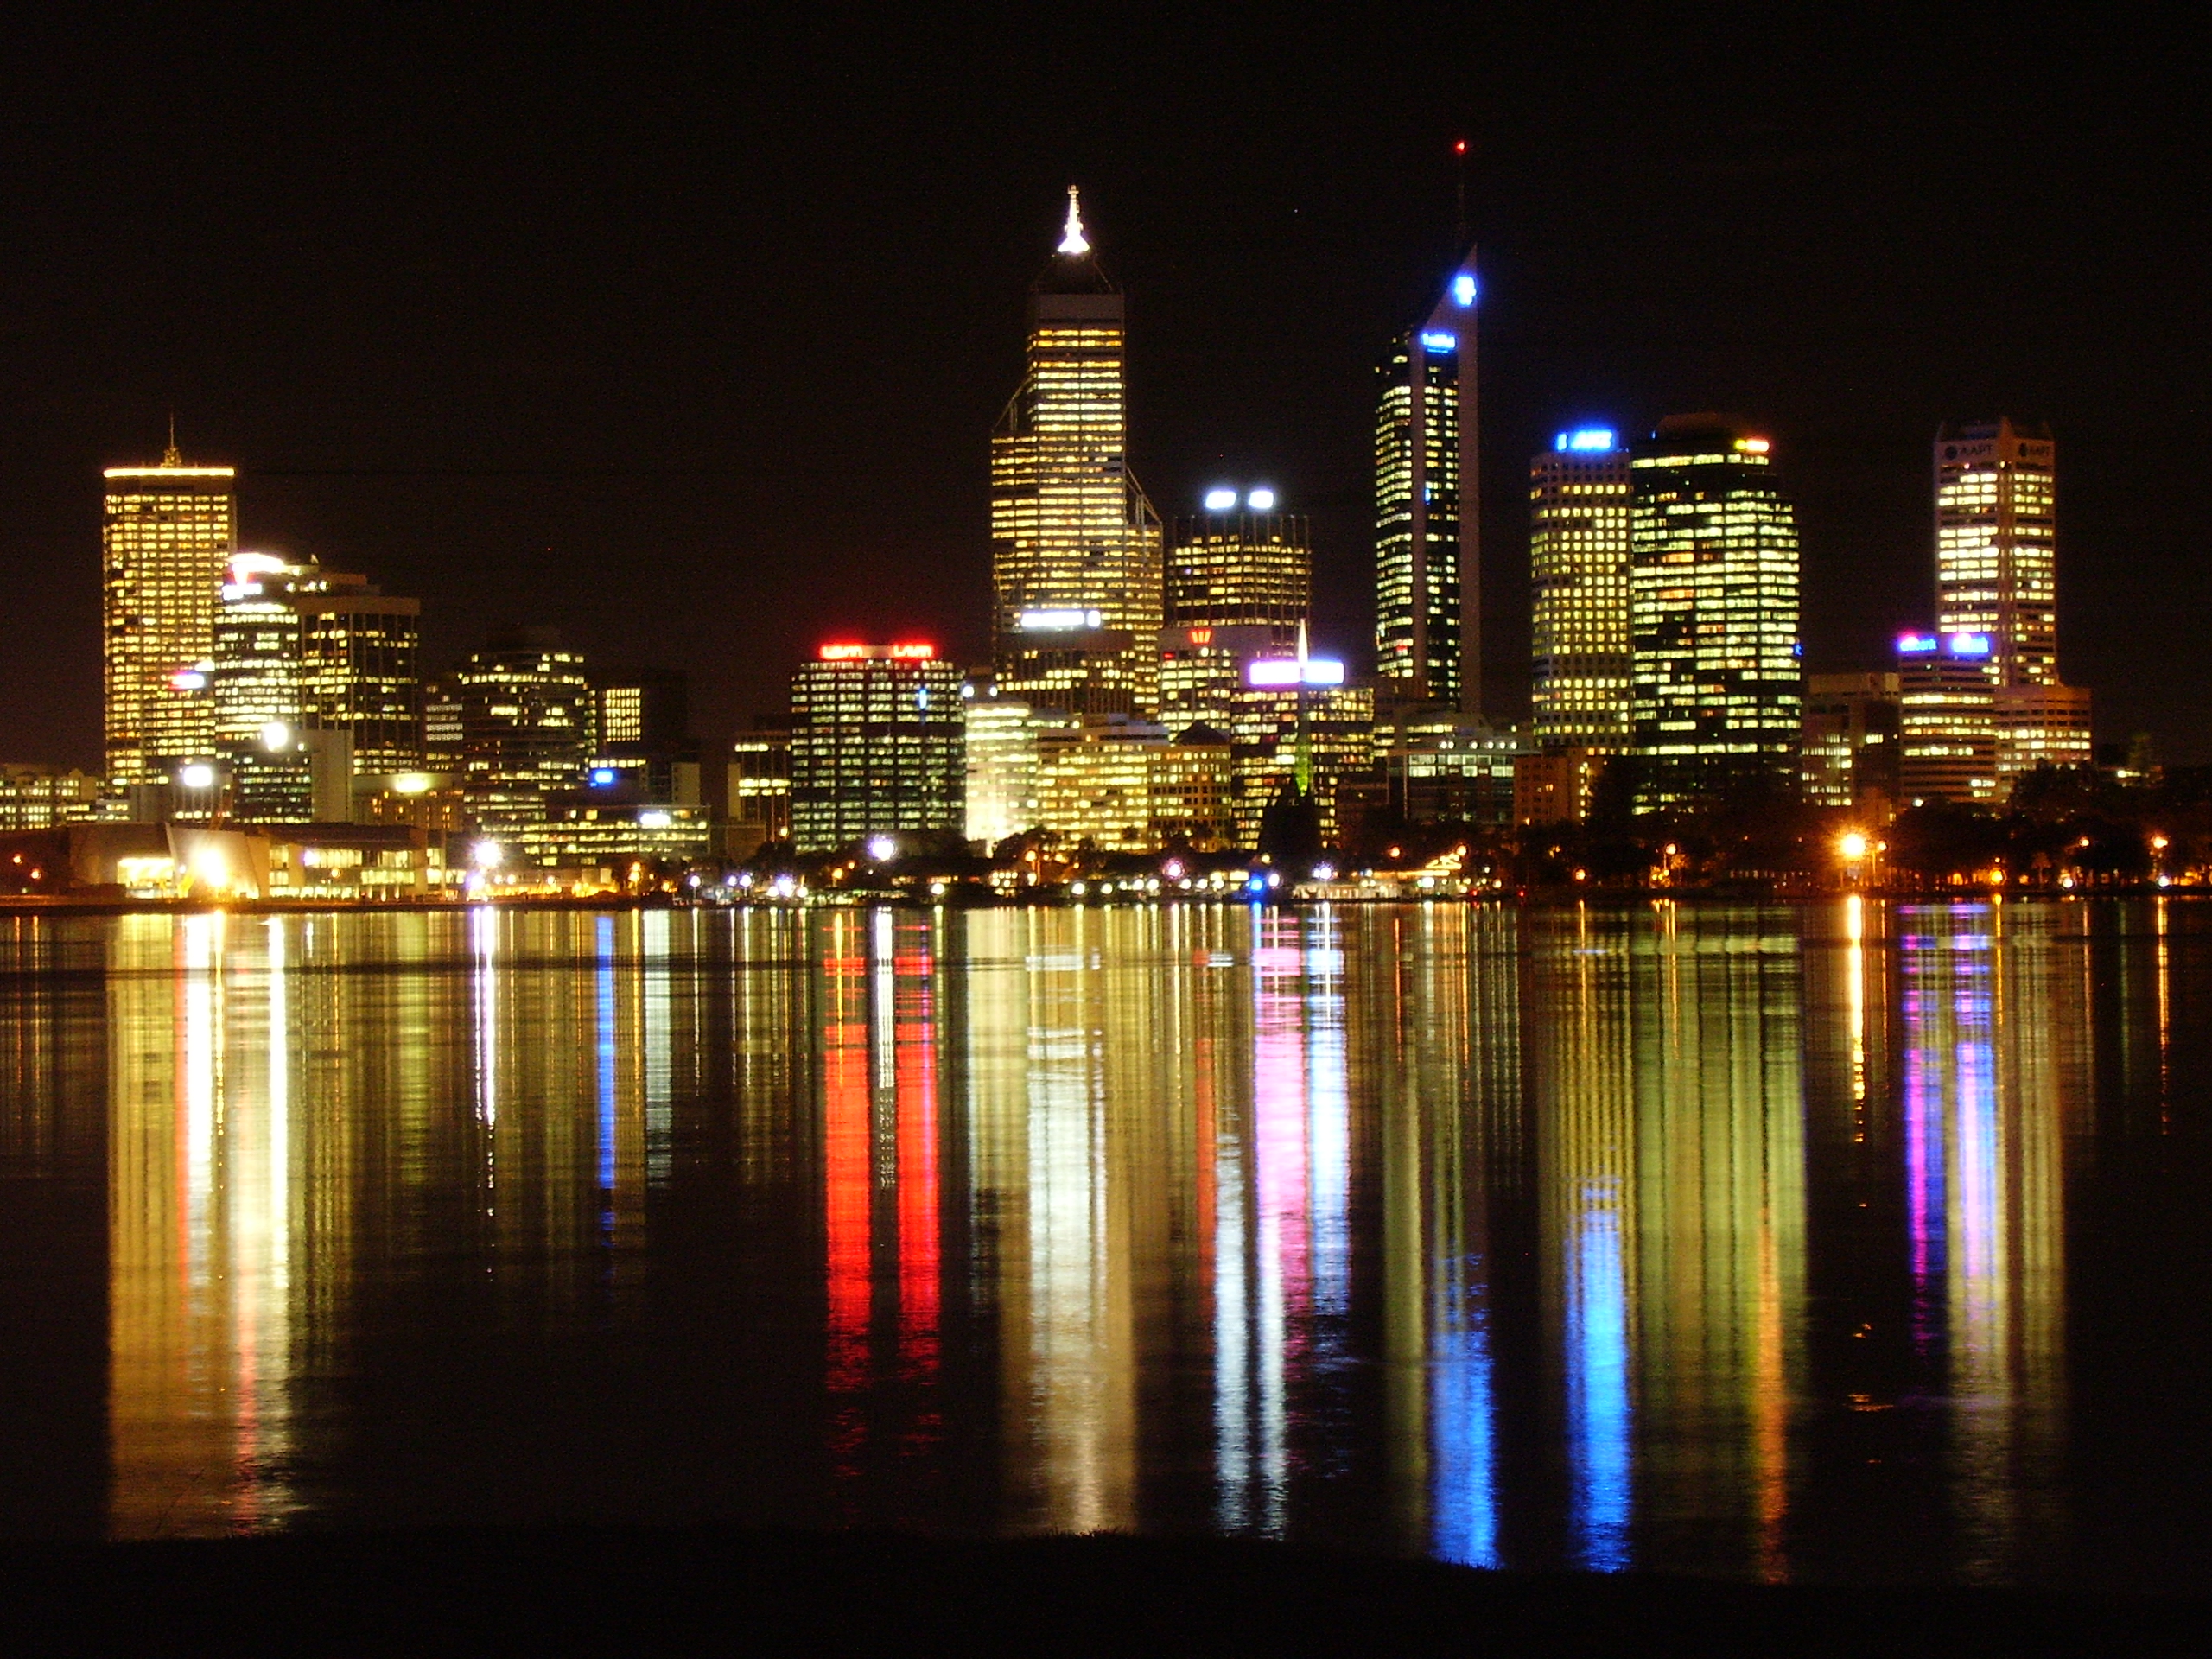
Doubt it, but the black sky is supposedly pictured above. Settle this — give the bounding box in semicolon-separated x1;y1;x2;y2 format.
2;8;2205;766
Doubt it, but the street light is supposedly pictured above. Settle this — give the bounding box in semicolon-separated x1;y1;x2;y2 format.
1839;830;1868;861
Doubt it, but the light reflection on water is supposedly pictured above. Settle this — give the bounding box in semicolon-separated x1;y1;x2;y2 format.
0;900;2202;1587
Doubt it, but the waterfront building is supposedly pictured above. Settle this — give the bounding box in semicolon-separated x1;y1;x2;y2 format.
1628;416;1802;806
1225;659;1376;849
102;443;237;788
0;764;103;831
1897;632;1999;805
512;802;715;874
1935;420;2090;784
727;729;793;858
1035;717;1164;852
1168;494;1309;639
1529;429;1632;751
963;688;1073;848
449;629;594;835
1374;714;1524;830
990;189;1164;716
1375;247;1480;712
1513;747;1601;827
1147;726;1236;851
789;644;964;854
1800;671;1902;812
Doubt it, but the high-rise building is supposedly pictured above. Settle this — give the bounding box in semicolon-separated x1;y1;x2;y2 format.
1800;671;1902;810
990;189;1164;716
1628;416;1802;806
1529;429;1632;751
1168;492;1309;639
1374;248;1479;712
213;553;423;822
963;688;1072;848
727;728;792;858
1934;419;2090;783
587;669;698;804
1897;632;1999;805
790;644;964;854
296;584;422;776
102;444;237;787
213;554;320;822
450;629;594;835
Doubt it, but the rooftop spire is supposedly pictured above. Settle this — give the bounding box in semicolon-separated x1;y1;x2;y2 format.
162;410;181;468
1058;186;1090;257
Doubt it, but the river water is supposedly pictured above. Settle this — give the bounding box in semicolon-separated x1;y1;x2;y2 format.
2;899;2206;1589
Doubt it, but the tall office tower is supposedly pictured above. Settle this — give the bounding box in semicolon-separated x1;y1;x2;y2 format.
1374;247;1479;712
1168;488;1310;639
1897;631;1999;805
213;554;321;821
726;728;792;859
1628;416;1803;806
1934;419;2091;782
790;643;964;854
296;582;422;776
990;189;1164;716
1529;428;1633;750
450;628;594;834
102;444;238;786
963;687;1073;847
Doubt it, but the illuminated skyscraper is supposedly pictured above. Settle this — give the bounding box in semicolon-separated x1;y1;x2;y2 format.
1375;250;1479;712
102;443;237;786
1628;416;1802;805
1529;429;1632;750
1934;419;2090;782
990;189;1164;716
213;554;321;821
790;644;964;853
1169;490;1309;639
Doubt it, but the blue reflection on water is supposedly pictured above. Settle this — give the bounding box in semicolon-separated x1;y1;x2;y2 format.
1431;1259;1497;1567
1568;1179;1630;1571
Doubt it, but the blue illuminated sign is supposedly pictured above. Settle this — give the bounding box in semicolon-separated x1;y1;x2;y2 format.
1420;331;1457;352
590;766;617;786
1948;632;1993;657
1897;632;1938;654
1452;273;1477;308
1554;428;1617;453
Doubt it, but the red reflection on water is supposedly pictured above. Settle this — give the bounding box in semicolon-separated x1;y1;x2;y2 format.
823;949;872;1481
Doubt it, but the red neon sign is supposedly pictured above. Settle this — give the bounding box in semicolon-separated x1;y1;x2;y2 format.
818;644;869;660
887;643;935;659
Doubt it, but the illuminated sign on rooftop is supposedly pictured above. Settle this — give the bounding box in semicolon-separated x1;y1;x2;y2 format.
1420;331;1457;353
1248;658;1346;689
1019;608;1103;632
1948;632;1992;657
1897;632;1939;654
1202;488;1237;512
816;642;938;662
1554;428;1618;453
1452;273;1477;308
1245;488;1276;511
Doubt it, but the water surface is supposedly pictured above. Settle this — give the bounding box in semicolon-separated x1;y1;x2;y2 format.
3;899;2208;1590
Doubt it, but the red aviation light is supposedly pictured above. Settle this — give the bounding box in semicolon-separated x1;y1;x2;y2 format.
887;643;935;660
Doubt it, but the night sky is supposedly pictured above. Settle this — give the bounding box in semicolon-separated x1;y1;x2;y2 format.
2;10;2203;766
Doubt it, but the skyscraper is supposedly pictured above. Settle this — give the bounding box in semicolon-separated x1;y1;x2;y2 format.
1374;249;1479;712
790;643;964;854
296;584;423;776
102;443;237;787
990;189;1164;716
451;629;594;835
1168;491;1310;639
213;554;320;821
1934;419;2090;782
1628;416;1802;805
1529;428;1632;751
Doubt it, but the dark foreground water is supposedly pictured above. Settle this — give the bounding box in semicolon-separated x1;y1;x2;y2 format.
2;899;2208;1591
